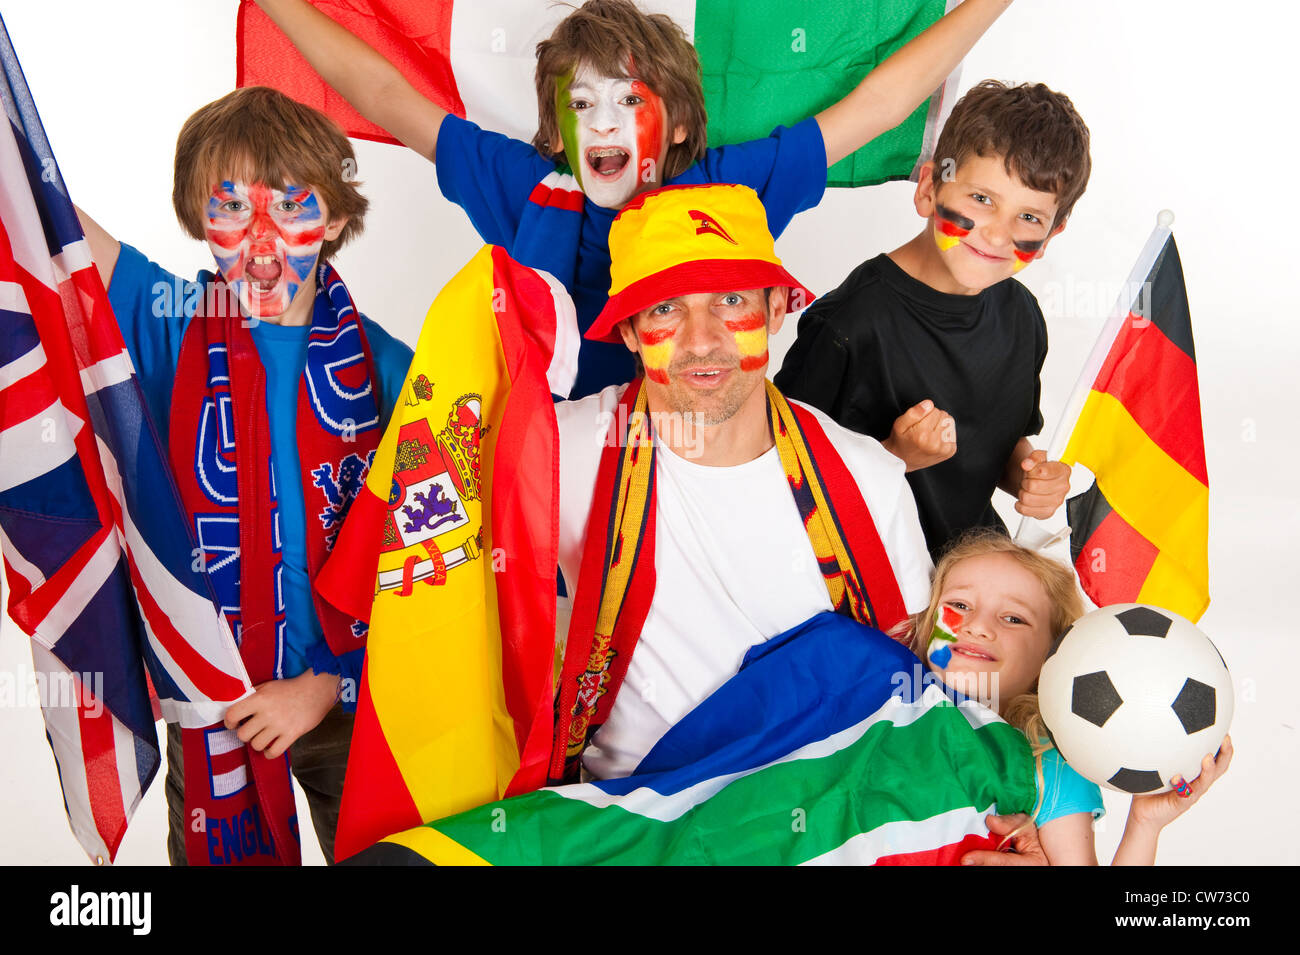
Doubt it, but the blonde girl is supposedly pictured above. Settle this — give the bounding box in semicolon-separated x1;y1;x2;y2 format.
896;529;1232;865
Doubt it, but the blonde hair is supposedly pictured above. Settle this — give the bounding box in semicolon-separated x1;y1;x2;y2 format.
172;87;368;262
891;529;1085;816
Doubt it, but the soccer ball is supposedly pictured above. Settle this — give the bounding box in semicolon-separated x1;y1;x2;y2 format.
1037;604;1232;795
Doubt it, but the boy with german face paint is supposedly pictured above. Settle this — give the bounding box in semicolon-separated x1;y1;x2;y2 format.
255;0;1015;398
776;81;1093;560
74;86;414;864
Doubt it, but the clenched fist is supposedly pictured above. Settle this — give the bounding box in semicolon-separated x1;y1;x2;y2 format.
882;399;957;472
1014;449;1072;518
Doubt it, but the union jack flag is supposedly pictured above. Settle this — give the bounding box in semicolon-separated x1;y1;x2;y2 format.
0;15;251;863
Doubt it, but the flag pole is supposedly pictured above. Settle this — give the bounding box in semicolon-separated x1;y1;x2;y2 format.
1013;210;1176;547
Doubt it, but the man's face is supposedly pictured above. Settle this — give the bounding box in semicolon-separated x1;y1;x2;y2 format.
555;64;684;210
619;287;786;426
921;154;1064;293
203;179;333;320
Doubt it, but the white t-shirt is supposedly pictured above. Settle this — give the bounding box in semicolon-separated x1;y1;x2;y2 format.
556;384;932;779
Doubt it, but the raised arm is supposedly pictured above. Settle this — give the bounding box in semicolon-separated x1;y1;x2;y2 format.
75;205;120;292
255;0;446;162
816;0;1013;167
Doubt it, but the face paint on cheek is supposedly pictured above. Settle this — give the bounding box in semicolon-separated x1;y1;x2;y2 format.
204;180;327;319
933;203;974;252
280;187;325;289
555;71;582;188
205;181;249;278
629;79;664;185
926;605;963;669
1012;237;1045;272
639;326;675;384
725;312;768;372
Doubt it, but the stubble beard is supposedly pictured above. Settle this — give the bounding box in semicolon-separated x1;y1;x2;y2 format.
655;355;759;432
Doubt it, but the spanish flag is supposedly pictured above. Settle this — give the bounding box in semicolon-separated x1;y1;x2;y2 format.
1059;221;1208;621
316;246;578;860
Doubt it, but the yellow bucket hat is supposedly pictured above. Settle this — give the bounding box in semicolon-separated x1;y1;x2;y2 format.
585;183;814;343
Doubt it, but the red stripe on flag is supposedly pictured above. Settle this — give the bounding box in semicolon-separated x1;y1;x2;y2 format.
483;248;556;794
874;832;998;865
0;363;61;431
335;662;423;861
1093;313;1207;485
528;181;586;213
65;269;140;370
1074;507;1159;606
124;550;247;703
236;1;464;145
8;526;111;636
77;690;129;860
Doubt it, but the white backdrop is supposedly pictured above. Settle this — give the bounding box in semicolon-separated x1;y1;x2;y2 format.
1;0;1295;865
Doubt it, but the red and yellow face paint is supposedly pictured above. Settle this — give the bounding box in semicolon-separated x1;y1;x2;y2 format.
933;203;974;253
726;311;768;372
639;325;675;384
1011;238;1045;272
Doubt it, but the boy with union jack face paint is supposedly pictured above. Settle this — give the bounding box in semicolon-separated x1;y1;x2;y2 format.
75;87;413;865
255;0;1015;398
777;81;1092;561
204;179;333;322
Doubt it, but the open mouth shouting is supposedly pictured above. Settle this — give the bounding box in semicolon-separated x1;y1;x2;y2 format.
557;67;668;209
586;146;631;179
246;254;284;292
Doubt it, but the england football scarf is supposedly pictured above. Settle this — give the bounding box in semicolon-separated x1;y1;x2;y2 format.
516;167;585;294
168;262;381;864
549;379;909;783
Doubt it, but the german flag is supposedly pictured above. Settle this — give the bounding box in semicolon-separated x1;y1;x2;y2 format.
315;246;578;860
1062;230;1208;621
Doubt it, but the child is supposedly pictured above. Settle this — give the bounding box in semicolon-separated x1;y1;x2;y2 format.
897;529;1232;865
76;86;414;864
776;80;1088;559
255;0;1015;397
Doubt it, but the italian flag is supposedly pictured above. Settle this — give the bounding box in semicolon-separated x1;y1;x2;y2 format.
353;613;1036;865
237;0;960;188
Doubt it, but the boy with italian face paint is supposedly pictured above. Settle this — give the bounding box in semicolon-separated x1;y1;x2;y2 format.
255;0;1015;398
75;86;414;864
776;81;1092;560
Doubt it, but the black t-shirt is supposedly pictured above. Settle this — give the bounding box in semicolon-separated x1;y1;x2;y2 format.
775;253;1046;559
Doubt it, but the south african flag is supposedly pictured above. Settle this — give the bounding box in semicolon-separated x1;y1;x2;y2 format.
349;613;1036;866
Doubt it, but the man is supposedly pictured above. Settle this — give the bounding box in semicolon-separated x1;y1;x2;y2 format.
549;183;933;783
342;182;1049;866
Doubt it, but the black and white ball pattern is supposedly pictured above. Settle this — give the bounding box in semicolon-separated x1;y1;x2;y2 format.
1038;604;1233;794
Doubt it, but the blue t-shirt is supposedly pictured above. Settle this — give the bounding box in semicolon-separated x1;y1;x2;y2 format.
107;243;413;683
1036;744;1106;826
436;114;828;398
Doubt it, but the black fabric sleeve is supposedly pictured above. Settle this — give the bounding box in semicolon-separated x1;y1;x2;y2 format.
775;310;853;422
1023;294;1048;438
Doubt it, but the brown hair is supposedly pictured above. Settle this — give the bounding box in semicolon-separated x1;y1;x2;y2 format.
533;0;707;180
933;80;1092;227
172;86;368;261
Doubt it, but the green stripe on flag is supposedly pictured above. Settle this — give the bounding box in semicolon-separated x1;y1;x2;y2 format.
693;0;950;188
425;701;1034;865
